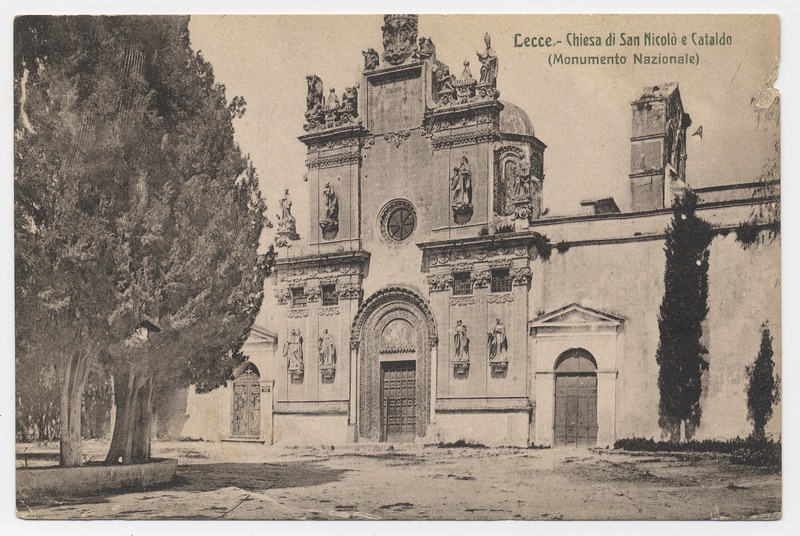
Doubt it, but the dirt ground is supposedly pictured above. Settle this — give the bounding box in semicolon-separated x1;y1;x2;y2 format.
16;439;781;521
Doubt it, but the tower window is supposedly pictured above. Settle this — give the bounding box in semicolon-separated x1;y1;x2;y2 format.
490;268;512;293
321;284;338;306
452;272;472;295
291;287;307;308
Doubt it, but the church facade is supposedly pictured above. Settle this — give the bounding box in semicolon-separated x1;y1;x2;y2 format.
173;15;780;448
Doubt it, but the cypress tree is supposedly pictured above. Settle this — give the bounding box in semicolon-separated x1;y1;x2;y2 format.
746;325;780;440
656;190;713;442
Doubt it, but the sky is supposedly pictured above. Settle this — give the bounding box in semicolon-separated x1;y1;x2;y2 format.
188;14;779;243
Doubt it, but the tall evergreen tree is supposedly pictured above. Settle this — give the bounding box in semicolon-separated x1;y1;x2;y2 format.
15;16;272;466
656;190;714;442
746;325;780;440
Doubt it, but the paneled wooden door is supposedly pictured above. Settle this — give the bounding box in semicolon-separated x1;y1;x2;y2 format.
381;361;416;442
231;372;261;438
554;373;598;447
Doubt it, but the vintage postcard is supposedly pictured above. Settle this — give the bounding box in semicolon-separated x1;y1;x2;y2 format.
14;13;781;521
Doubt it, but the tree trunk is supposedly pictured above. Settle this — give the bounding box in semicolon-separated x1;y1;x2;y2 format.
58;351;92;467
105;366;153;464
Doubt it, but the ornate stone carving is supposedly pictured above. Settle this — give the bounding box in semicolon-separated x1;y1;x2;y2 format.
287;308;310;318
429;335;439;347
304;83;360;132
477;33;498;86
472;270;491;288
304;284;321;302
381;14;419;66
416;37;436;60
319;181;339;236
384;129;411;148
431;60;456;105
432;129;500;150
454;61;477;101
430;252;450;266
362;134;376;149
487;318;508;362
319;306;340;316
285;329;304;379
275;188;299;246
511;266;532;286
305;75;324;121
487;293;514;303
338;283;363;301
489;259;512;268
318;329;337;382
428;273;453;292
274;288;291;304
307;152;361;170
363;48;380;71
450;296;475;307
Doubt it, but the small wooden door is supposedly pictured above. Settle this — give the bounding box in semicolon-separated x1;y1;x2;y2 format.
554;351;598;447
381;361;416;441
231;371;261;438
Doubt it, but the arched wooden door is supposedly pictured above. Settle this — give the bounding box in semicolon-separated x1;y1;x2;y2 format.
231;364;261;439
554;349;598;447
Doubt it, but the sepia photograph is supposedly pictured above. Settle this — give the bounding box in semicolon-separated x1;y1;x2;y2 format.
11;7;784;524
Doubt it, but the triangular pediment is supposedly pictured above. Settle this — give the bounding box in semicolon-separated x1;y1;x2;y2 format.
530;303;625;327
247;324;278;344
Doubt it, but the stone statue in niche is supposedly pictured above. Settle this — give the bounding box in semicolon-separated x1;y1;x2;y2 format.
318;329;337;382
453;320;470;376
487;318;508;361
340;86;358;117
381;14;419;66
305;75;324;120
450;156;472;206
285;328;304;378
319;181;339;236
324;88;340;113
511;160;532;200
477;33;498;86
363;48;380;71
275;188;299;246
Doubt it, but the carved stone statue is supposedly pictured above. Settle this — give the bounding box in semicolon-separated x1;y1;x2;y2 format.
512;160;532;200
305;75;324;119
450;156;472;207
487;318;508;361
324;88;340;113
477;33;498;86
277;188;297;235
285;328;304;373
340;86;358;116
453;320;470;362
432;61;456;103
417;37;436;60
381;14;419;66
318;329;337;368
363;48;380;71
319;181;339;233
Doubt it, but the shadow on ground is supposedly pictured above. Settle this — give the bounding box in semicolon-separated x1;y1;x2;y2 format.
18;461;348;509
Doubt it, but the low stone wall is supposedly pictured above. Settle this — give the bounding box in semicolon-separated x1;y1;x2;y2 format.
17;458;178;503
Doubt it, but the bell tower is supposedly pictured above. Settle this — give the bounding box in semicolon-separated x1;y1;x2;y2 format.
629;83;692;211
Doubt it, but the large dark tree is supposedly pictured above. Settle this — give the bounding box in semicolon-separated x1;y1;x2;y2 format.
746;325;780;440
656;190;714;442
15;16;272;466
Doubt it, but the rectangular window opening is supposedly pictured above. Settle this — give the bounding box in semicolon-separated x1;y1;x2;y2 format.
452;272;472;296
291;287;307;308
322;284;338;306
490;268;512;293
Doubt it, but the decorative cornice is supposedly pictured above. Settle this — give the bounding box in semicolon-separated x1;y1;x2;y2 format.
306;152;361;169
432;128;500;150
487;293;514;303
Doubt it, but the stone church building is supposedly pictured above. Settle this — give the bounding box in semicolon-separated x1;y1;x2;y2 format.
167;15;780;448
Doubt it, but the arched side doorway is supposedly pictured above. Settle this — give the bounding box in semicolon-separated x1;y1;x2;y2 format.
553;349;598;447
351;287;438;442
231;362;261;439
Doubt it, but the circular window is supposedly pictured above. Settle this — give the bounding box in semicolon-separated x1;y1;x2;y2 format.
379;199;417;243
